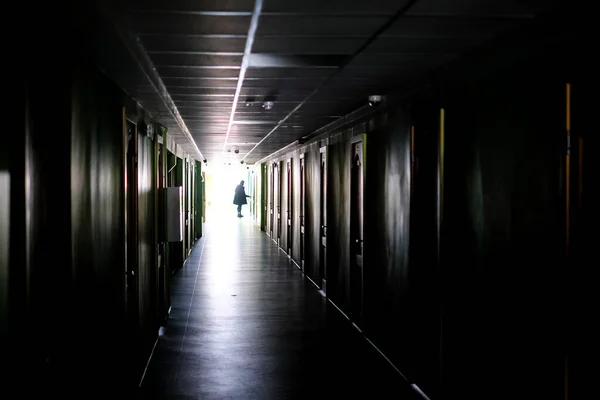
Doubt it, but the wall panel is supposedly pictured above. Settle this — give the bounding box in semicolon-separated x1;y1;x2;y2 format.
291;152;302;267
247;13;586;400
137;132;157;343
70;65;129;389
326;138;352;311
363;107;412;372
304;144;322;284
440;72;565;399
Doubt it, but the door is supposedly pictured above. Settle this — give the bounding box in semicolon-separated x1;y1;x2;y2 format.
274;162;281;245
319;147;327;292
157;141;169;321
300;156;305;270
186;160;192;254
261;164;267;231
287;160;293;257
350;141;364;325
269;163;274;237
183;160;188;255
125;119;139;328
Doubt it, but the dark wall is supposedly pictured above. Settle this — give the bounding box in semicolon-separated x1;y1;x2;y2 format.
6;52;188;396
137;132;157;343
255;14;587;399
4;2;204;395
364;107;415;375
568;59;597;400
326;134;352;311
4;55;132;393
406;94;443;395
440;70;565;400
20;62;73;392
69;65;133;387
303;143;322;284
0;135;7;342
0;111;10;342
195;160;203;239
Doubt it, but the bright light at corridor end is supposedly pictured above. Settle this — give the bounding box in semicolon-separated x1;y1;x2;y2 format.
204;163;249;213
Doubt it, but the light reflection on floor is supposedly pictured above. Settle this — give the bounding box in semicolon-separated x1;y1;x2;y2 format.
201;205;259;309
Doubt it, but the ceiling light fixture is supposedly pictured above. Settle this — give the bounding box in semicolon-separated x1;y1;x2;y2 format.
222;0;264;152
262;101;274;110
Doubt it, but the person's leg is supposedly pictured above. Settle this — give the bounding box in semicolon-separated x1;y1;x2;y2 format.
237;204;242;215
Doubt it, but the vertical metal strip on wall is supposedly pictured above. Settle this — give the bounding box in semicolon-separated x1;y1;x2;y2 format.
122;107;128;310
438;108;445;386
161;128;169;318
437;109;445;258
362;133;367;176
410;126;415;197
261;163;267;231
564;82;571;400
578;137;583;212
565;82;572;254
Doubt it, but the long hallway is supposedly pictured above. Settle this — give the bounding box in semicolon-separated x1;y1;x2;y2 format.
138;212;419;399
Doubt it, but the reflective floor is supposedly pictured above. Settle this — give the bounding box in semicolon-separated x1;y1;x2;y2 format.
139;209;418;399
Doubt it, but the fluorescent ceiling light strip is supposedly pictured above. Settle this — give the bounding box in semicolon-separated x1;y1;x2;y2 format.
223;0;263;152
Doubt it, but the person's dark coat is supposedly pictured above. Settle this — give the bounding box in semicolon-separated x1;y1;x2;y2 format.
233;184;248;205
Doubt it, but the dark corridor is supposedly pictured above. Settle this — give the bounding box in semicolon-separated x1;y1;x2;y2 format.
3;1;595;399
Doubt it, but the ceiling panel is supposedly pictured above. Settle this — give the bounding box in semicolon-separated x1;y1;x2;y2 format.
163;77;240;86
244;68;334;79
383;16;521;38
149;53;244;67
95;0;566;164
252;37;363;54
157;66;240;78
362;37;484;54
247;54;346;68
261;0;405;15
256;16;386;36
140;35;247;52
124;0;255;12
131;13;251;35
166;86;237;95
350;53;457;69
405;0;557;17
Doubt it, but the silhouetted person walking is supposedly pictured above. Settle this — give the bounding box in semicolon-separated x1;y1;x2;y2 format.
233;180;250;218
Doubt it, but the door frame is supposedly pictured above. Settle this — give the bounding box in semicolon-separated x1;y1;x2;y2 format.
287;159;293;258
349;135;365;326
299;153;305;271
124;114;139;328
261;164;267;231
319;145;327;293
273;162;280;245
269;163;274;237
